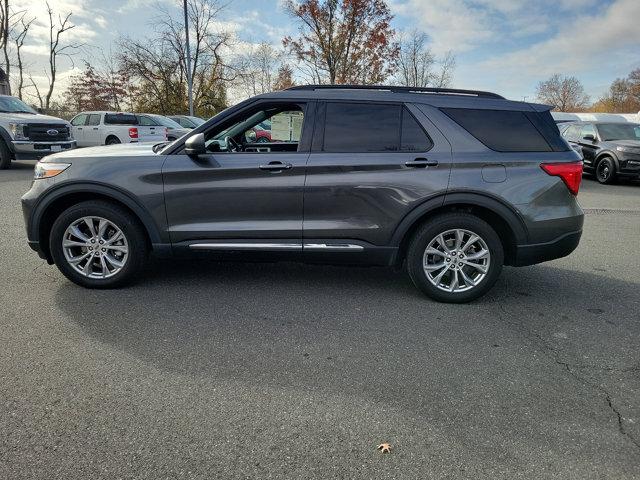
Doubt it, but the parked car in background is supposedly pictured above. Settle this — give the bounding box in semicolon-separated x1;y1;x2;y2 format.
168;115;206;129
137;114;191;141
22;85;584;303
561;121;640;184
69;112;167;147
0;95;75;169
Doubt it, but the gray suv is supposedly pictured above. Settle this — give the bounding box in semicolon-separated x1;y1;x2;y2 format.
21;85;584;303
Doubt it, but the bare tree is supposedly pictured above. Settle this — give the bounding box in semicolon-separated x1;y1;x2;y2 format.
12;13;33;99
119;0;235;116
28;74;43;108
0;0;10;90
42;2;82;109
395;31;455;88
237;43;284;96
536;74;590;112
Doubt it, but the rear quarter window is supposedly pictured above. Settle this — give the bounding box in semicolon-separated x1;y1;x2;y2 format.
442;108;557;152
104;113;137;125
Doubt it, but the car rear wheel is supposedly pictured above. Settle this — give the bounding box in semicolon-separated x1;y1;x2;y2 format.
105;136;121;145
49;201;148;288
596;157;616;184
406;213;504;303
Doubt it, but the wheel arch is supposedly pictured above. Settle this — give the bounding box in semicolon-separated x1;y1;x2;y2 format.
391;192;528;267
595;151;619;170
32;183;164;262
105;134;121;145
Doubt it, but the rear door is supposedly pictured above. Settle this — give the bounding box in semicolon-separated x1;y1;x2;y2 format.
137;115;167;143
303;102;452;251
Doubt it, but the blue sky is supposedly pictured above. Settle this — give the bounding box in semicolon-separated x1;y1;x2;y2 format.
19;0;640;106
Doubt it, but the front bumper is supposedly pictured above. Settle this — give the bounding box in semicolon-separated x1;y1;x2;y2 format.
12;140;76;160
512;230;582;266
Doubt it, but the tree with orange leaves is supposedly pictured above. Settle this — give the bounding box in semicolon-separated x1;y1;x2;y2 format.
282;0;398;85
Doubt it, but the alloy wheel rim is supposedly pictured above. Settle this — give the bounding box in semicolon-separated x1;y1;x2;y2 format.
423;228;491;293
598;162;610;181
62;216;129;279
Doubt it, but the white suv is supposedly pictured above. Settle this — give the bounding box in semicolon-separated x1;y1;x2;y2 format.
69;111;167;147
0;95;75;169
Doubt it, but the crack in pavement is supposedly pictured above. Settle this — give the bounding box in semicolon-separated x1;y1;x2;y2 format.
495;303;640;451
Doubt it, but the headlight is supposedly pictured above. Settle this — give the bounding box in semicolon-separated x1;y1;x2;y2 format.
616;146;640;153
34;162;71;179
9;122;29;140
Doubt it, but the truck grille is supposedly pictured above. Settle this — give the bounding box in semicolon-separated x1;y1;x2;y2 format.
27;123;70;142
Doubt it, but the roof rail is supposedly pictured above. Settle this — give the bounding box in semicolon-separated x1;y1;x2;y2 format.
286;84;505;99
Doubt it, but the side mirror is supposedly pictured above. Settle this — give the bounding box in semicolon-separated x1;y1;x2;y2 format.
583;134;596;142
184;133;206;156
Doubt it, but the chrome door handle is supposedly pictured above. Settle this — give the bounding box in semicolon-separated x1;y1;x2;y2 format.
259;162;292;171
405;158;438;168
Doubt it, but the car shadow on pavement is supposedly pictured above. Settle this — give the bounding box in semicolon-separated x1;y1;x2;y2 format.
53;259;640;382
51;260;640;472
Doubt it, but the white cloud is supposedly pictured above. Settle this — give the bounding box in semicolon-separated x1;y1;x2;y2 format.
480;0;640;77
392;0;494;54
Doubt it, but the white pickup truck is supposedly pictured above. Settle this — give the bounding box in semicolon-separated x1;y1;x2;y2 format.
69;111;167;147
0;94;75;169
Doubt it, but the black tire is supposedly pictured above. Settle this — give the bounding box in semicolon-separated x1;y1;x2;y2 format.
595;157;616;184
0;138;12;169
406;213;504;303
257;137;270;143
105;136;121;145
49;200;148;288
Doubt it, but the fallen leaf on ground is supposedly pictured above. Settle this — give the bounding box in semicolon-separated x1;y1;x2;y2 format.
377;443;391;453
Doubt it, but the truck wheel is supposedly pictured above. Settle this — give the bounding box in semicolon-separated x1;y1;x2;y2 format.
49;200;148;288
105;136;121;145
406;213;504;303
0;139;12;169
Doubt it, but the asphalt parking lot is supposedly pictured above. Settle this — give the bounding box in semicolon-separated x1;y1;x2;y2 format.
1;160;639;479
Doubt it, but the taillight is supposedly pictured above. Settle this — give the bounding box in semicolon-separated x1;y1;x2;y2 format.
129;127;138;139
541;161;583;195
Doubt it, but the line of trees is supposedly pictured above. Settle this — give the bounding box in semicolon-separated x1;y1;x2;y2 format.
3;0;458;118
536;71;640;113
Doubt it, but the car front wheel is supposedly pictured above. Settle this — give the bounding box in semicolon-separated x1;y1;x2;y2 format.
49;201;148;288
406;213;504;303
596;157;616;184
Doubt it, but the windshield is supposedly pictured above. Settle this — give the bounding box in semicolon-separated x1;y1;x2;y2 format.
150;115;183;128
0;96;37;114
597;123;640;141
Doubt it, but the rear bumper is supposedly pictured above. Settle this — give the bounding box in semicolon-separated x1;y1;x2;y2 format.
512;230;582;267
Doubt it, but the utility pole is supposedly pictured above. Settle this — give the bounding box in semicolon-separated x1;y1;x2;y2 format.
183;0;194;116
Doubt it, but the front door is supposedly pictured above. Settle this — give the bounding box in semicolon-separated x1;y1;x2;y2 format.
70;113;87;146
162;101;314;249
82;113;102;146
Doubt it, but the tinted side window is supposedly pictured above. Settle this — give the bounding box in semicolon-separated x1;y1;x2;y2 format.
323;103;400;152
104;113;137;125
564;125;580;141
138;115;158;126
86;114;101;126
71;114;87;126
401;108;432;151
580;124;596;139
442;108;552;152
